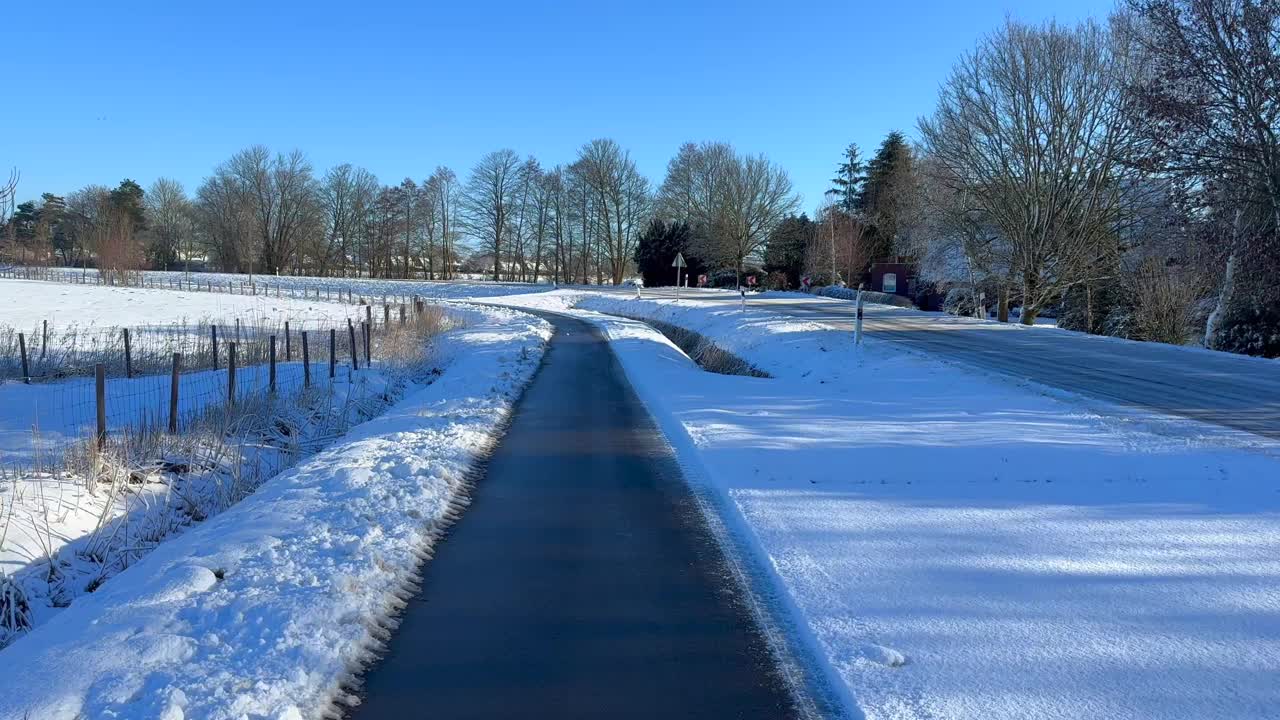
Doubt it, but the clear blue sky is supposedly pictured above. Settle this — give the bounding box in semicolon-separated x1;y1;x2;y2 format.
2;0;1114;214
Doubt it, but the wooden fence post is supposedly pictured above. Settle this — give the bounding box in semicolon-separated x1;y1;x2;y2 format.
18;332;29;384
123;328;133;379
211;324;219;370
284;321;292;361
169;353;181;433
348;319;359;371
95;363;107;450
362;321;370;365
41;319;47;359
227;342;237;407
269;335;277;394
329;328;336;379
383;303;390;328
399;304;406;325
301;330;311;388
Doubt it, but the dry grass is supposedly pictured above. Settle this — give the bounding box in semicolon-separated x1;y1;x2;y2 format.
0;303;455;646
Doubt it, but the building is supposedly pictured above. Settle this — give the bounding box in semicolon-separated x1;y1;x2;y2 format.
869;256;918;299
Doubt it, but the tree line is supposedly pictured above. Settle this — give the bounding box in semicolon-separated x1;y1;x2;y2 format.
750;0;1279;358
0;138;797;289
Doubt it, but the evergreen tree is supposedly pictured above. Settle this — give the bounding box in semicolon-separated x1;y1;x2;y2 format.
857;131;914;260
825;143;864;213
633;219;703;287
108;179;147;232
764;213;814;288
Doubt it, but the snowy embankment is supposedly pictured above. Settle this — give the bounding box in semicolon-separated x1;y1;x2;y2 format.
0;304;551;720
506;290;1280;720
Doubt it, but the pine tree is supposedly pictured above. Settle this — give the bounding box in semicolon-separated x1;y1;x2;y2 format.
633;219;703;287
763;214;814;288
857;131;914;259
825;143;864;214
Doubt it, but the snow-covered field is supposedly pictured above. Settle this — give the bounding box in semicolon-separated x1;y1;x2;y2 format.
23;267;549;305
498;290;1280;720
0;278;373;331
0;302;550;719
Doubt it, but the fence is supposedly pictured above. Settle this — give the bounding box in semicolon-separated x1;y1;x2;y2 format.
0;265;439;309
0;299;439;467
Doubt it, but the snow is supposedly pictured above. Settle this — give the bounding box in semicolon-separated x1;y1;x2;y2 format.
496;290;1280;720
0;278;367;330
24;268;549;305
0;301;551;719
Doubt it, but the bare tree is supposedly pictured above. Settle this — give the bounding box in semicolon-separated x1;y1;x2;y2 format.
217;146;320;275
144;178;192;271
462;149;521;281
0;168;17;261
1122;0;1280;354
576;139;650;284
425;166;460;279
319;164;378;277
919;18;1142;323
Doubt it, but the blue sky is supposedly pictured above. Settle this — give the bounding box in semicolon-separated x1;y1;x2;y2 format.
2;0;1114;214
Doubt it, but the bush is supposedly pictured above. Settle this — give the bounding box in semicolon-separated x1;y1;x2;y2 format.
812;285;916;309
763;271;790;290
1210;297;1280;357
709;269;740;288
804;271;842;288
943;287;980;316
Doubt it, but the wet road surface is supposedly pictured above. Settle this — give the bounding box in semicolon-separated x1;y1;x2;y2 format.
350;311;801;719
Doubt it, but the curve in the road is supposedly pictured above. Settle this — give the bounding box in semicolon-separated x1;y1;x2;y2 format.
628;289;1280;442
348;311;804;719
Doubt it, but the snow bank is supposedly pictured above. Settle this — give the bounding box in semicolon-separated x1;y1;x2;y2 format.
0;304;551;720
511;291;1280;720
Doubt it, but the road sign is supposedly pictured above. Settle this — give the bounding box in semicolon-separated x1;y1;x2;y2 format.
673;253;686;301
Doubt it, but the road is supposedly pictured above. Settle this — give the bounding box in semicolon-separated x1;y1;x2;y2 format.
612;287;1280;442
350;311;803;719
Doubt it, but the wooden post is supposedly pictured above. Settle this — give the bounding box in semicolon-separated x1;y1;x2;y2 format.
169;353;181;433
348;319;359;371
284;321;292;360
383;303;390;327
399;304;406;325
95;363;106;450
18;333;29;384
364;305;372;360
41;319;47;359
329;328;336;379
123;328;133;379
362;321;370;365
227;342;237;407
301;331;311;388
269;335;277;394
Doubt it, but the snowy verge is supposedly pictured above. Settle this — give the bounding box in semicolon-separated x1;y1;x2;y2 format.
0;304;551;720
496;290;1280;720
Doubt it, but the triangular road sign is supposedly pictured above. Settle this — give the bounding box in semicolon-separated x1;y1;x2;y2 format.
672;252;686;268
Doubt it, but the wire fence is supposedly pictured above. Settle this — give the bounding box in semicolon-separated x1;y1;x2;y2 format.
1;297;439;469
0;296;452;645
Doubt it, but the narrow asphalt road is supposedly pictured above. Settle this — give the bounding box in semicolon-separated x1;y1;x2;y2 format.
615;288;1280;442
350;311;802;719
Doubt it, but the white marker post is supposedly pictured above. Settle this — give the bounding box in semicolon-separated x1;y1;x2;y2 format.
740;287;747;313
855;287;865;346
672;252;686;303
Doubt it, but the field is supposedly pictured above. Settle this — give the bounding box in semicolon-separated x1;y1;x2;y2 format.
0;277;487;648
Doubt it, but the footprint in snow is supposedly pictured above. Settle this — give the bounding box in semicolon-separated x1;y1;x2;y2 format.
855;644;908;667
